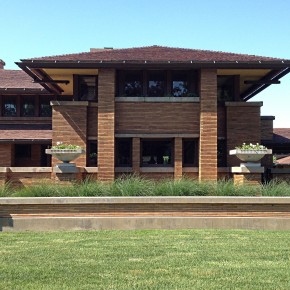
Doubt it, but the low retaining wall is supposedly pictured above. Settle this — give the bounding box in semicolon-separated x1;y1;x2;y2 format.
1;197;290;231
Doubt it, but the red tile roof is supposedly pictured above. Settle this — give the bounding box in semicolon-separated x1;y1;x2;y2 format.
273;128;290;144
276;155;290;165
0;69;45;90
26;46;287;62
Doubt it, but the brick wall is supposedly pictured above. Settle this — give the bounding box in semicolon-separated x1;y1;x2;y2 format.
174;138;182;180
261;117;274;141
98;69;115;181
0;144;13;166
116;103;199;134
52;103;87;167
132;137;140;174
199;69;217;181
226;103;262;167
87;106;98;137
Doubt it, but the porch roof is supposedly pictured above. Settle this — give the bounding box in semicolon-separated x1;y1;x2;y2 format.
0;124;52;142
0;69;49;94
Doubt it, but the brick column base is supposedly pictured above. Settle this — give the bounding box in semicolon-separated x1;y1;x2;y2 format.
233;173;262;186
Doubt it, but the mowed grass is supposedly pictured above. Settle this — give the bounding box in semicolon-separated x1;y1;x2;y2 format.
0;229;290;290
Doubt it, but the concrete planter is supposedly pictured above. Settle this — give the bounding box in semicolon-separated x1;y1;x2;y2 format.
229;149;272;163
45;149;85;163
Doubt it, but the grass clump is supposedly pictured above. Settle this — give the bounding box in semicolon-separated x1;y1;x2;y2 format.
0;176;290;197
110;175;154;196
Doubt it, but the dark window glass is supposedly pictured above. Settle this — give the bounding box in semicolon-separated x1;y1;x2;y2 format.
124;71;142;96
183;139;198;166
15;144;31;159
88;141;98;167
21;96;35;117
217;76;235;102
218;139;227;167
141;139;173;166
148;71;166;97
40;97;52;117
116;138;132;167
3;96;17;116
79;76;97;101
172;72;189;97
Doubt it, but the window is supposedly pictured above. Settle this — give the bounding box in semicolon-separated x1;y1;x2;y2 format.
15;144;31;159
115;138;132;167
21;96;35;117
39;96;52;117
183;139;198;166
87;141;98;167
79;76;97;101
148;71;166;97
218;139;227;167
217;76;235;102
141;139;173;166
172;71;189;97
3;96;17;116
123;71;142;96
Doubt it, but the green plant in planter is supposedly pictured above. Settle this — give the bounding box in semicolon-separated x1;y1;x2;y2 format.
235;143;267;150
163;156;169;164
51;142;82;150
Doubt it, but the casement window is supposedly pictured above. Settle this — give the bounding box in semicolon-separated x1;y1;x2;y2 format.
217;139;227;167
183;139;198;167
117;70;198;98
87;141;98;167
115;138;132;167
147;71;166;97
39;96;52;117
15;144;31;159
74;75;98;101
21;96;35;117
3;96;17;116
217;76;235;102
141;139;173;166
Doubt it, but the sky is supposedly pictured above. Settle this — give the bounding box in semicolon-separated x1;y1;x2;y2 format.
1;0;289;127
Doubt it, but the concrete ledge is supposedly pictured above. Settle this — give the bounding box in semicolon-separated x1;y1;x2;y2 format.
8;167;52;173
84;167;98;173
271;168;290;174
140;167;174;173
1;196;290;205
225;101;263;107
115;167;133;173
2;216;290;232
231;166;264;173
50;101;89;106
115;97;200;103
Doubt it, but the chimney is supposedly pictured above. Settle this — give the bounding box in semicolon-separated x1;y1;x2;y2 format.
90;47;113;52
0;59;5;69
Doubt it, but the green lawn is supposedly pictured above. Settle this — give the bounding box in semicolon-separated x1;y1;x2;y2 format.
0;229;290;289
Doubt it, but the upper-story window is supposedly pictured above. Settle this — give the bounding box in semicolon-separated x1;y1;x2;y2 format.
124;71;142;97
77;76;98;101
217;76;235;102
39;96;52;117
3;96;17;116
148;71;166;97
117;70;198;98
21;96;35;117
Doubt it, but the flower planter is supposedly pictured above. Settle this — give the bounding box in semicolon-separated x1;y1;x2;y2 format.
229;149;272;163
45;149;85;163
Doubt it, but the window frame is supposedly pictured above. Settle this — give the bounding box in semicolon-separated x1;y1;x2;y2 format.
73;75;98;102
115;138;132;167
140;138;174;167
182;138;199;167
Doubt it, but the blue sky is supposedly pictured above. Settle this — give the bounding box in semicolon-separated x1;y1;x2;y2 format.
1;0;289;127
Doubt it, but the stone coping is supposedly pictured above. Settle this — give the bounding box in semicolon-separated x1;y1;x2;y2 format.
231;166;264;173
115;133;199;138
115;97;200;103
50;101;89;106
225;101;263;107
140;167;174;173
271;168;290;174
7;167;52;173
261;115;275;120
1;196;290;205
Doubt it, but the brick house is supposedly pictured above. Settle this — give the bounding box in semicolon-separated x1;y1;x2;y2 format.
1;46;290;182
